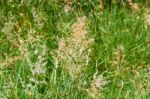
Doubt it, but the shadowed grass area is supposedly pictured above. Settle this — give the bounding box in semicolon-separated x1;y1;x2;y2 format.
0;0;150;99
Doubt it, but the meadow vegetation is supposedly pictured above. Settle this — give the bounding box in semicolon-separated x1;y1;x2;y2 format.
0;0;150;98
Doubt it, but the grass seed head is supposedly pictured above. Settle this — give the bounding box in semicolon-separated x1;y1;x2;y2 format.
86;75;108;98
57;16;94;79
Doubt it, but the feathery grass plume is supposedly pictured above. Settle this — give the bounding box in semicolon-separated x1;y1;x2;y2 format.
1;27;47;98
132;64;150;97
64;4;72;13
56;16;94;80
64;0;72;12
0;11;22;98
1;12;16;43
144;14;150;26
0;77;15;99
1;20;15;37
0;56;22;68
85;63;108;98
1;10;48;97
22;44;47;97
1;12;22;68
128;0;139;12
86;74;108;98
111;45;126;66
99;0;104;9
17;29;47;96
32;7;48;29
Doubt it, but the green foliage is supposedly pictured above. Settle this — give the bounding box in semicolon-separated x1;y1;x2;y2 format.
0;0;150;98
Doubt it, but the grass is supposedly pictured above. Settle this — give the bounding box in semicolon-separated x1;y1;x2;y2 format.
0;0;150;99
